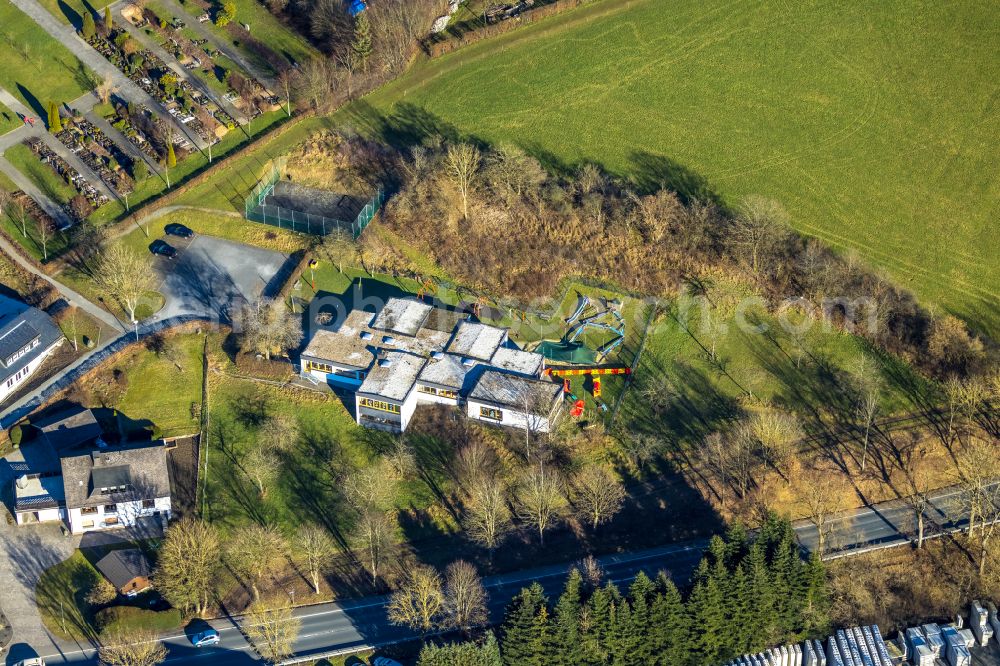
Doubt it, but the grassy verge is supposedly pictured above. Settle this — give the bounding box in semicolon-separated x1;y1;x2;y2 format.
35;0;112;27
0;0;95;113
0;101;20;135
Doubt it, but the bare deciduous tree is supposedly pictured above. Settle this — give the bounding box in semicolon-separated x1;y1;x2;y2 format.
98;626;167;666
154;518;220;616
259;413;299;453
464;477;511;555
95;244;151;323
353;507;397;587
514;463;566;545
750;407;802;475
294;524;336;594
243;443;280;499
97;75;117;104
236;298;303;360
733;195;786;275
243;596;301;665
294;58;332;110
443;560;488;632
387;564;444;634
227;523;289;601
573;465;626;529
445;142;481;222
795;464;846;558
956;436;1000;576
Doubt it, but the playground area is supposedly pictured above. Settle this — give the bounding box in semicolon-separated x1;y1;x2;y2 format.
528;290;646;419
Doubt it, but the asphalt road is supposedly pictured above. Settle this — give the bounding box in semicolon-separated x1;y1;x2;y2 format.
29;540;708;665
22;482;994;665
794;481;997;559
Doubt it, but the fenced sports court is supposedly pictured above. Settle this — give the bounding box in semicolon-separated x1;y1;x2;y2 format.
244;164;385;239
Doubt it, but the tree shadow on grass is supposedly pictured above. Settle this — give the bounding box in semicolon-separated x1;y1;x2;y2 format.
7;533;100;644
57;0;83;29
15;84;46;125
627;150;725;206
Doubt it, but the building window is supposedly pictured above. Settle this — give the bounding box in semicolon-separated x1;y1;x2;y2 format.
308;361;333;373
142;499;155;509
104;504;117;514
104;516;119;526
480;407;502;421
418;385;458;399
81;506;98;515
82;520;95;529
359;398;401;414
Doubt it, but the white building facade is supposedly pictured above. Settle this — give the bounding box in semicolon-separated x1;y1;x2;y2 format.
302;298;563;434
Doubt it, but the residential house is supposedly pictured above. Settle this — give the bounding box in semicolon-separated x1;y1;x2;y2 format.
0;295;63;405
95;548;154;596
60;443;172;534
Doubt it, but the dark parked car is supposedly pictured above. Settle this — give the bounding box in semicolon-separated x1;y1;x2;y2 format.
149;239;177;258
164;223;194;238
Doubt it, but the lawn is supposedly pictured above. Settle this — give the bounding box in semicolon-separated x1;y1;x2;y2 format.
155;0;317;78
362;0;1000;337
4;142;77;204
0;100;20;134
36;0;112;28
35;550;102;641
114;331;205;438
617;279;935;446
0;0;95;115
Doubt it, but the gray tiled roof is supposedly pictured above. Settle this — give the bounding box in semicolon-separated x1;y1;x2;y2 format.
36;408;102;451
370;298;432;336
0;295;62;388
60;443;171;509
95;549;152;589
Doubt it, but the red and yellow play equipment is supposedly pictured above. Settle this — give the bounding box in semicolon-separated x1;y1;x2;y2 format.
545;365;631;377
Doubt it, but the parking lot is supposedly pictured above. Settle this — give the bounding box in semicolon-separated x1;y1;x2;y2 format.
151;234;291;323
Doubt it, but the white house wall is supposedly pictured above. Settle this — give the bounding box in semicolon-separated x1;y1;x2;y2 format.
413;384;461;407
15;507;65;525
0;340;61;403
67;496;171;534
466;399;553;433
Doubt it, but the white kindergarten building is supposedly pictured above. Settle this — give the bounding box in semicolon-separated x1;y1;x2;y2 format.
301;297;564;433
0;294;63;405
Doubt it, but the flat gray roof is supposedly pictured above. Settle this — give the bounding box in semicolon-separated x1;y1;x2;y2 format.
446;322;507;361
357;351;426;402
490;347;544;377
469;370;562;411
370;298;433;337
14;474;64;511
417;353;471;390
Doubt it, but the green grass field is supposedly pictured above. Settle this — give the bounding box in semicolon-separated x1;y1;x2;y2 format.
0;0;95;114
363;0;1000;336
162;0;317;78
36;0;112;27
0;100;20;134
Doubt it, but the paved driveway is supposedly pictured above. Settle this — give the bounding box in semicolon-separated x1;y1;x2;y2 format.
152;235;290;323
